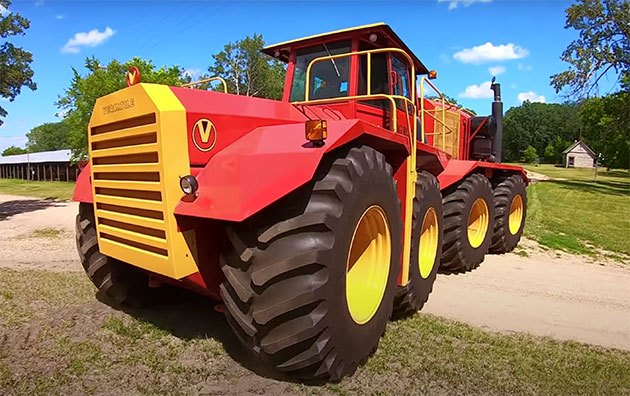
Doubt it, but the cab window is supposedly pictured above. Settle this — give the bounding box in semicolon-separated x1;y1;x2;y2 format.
290;41;350;102
391;54;412;110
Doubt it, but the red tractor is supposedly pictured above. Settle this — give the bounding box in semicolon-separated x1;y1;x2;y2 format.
74;23;527;380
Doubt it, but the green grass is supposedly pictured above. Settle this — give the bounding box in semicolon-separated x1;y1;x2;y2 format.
0;179;75;200
28;228;65;239
1;268;628;395
516;164;630;257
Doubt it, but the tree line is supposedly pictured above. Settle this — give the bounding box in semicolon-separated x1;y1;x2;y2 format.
1;0;628;169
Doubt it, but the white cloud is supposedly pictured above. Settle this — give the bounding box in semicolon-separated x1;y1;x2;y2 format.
517;91;545;103
0;4;10;16
438;0;492;10
488;65;506;76
453;42;529;64
183;68;202;79
34;0;45;6
459;81;493;99
517;63;533;71
61;27;116;54
55;14;65;20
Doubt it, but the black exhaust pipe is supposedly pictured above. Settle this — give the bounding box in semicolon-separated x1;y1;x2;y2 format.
491;78;503;163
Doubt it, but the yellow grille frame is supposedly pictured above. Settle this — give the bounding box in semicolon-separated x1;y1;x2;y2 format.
88;83;198;279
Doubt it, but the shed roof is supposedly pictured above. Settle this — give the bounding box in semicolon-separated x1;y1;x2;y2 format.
562;140;596;158
0;149;72;164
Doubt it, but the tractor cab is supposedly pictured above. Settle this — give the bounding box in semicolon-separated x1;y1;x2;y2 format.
263;23;431;141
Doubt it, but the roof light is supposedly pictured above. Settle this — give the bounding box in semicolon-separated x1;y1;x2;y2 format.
305;120;327;147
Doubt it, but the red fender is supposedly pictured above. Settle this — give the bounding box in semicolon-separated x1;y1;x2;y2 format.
73;163;93;203
174;119;410;222
437;159;528;190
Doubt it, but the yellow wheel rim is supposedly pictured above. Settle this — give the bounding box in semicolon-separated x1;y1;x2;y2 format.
346;205;391;325
418;207;439;279
467;198;489;248
508;194;524;235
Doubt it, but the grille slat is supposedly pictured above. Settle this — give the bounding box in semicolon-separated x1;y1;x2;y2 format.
98;224;168;250
90;125;156;143
92;164;160;173
93;179;162;192
96;209;165;230
96;191;164;212
91;142;159;158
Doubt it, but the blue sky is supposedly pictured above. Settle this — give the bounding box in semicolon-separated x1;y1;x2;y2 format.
0;0;620;152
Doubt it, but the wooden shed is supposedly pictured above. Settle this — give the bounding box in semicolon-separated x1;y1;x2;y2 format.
563;140;596;168
0;149;80;181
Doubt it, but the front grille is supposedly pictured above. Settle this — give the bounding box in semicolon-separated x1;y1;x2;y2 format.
90;113;170;262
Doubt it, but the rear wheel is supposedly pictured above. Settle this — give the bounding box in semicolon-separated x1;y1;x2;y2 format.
220;146;401;381
393;171;443;318
490;175;527;254
440;174;494;274
75;203;154;307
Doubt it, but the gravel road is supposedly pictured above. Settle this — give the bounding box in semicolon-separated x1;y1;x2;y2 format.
1;193;628;350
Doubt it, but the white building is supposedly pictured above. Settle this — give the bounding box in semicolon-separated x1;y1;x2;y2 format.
563;140;596;168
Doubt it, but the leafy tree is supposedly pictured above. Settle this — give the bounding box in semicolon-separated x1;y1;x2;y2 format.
578;90;629;169
543;143;556;164
57;57;190;159
26;122;71;152
1;145;26;156
208;34;285;99
551;0;630;97
523;145;539;164
0;0;36;125
503;102;581;162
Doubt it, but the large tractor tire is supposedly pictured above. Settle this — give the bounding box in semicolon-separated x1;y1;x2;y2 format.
75;203;154;307
440;173;494;274
393;171;443;318
220;146;401;381
490;175;527;254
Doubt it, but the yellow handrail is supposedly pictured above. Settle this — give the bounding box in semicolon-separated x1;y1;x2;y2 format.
420;76;455;151
181;77;228;93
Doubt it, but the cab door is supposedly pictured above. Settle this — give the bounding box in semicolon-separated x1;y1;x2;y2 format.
390;54;415;142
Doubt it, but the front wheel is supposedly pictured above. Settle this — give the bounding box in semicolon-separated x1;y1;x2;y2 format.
220;146;402;381
75;203;155;307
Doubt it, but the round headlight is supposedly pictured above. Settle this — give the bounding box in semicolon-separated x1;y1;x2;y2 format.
180;175;198;195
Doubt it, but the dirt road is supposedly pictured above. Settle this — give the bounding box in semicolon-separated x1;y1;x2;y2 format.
1;193;628;351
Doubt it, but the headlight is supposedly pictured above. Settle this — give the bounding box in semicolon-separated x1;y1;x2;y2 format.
180;175;198;195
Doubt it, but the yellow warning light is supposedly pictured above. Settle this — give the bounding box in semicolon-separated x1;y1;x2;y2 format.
428;70;438;79
305;120;327;146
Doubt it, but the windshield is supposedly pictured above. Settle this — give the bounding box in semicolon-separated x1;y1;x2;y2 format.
290;41;351;102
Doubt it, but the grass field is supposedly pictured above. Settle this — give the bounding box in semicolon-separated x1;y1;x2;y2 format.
1;268;628;395
518;164;630;258
0;179;75;201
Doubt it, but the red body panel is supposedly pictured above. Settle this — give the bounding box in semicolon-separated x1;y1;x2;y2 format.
73;164;92;203
174;119;410;222
438;159;528;190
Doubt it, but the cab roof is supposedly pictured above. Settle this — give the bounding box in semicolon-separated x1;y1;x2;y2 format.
262;23;430;75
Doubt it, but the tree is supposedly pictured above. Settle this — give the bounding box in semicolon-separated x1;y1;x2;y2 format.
57;57;190;159
1;145;26;156
551;0;630;97
502;102;581;162
543;143;556;163
208;34;286;99
26;122;71;152
523;145;539;164
578;90;629;169
0;0;36;125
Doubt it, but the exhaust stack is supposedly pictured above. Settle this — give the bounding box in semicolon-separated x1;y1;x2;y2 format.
491;78;503;163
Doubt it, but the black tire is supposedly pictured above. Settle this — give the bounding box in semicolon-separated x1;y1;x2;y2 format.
440;174;494;274
490;175;527;254
219;146;402;381
393;171;443;318
75;203;154;307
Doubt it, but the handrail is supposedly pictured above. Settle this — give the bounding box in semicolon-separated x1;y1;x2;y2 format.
181;77;228;93
420;76;456;151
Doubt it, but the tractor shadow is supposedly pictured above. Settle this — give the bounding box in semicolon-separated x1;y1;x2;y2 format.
545;179;629;196
0;199;60;221
116;288;323;385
